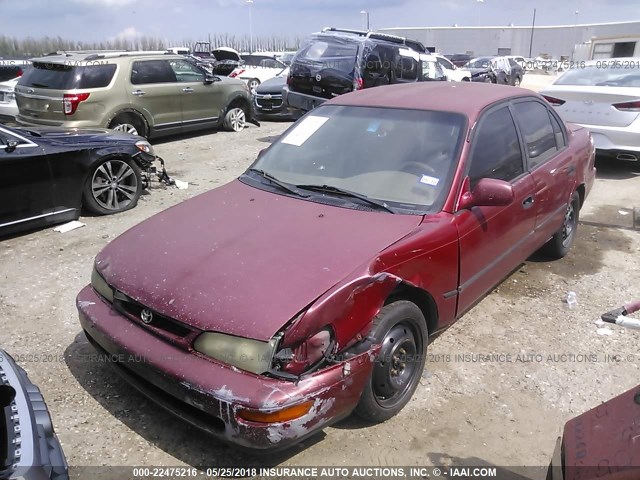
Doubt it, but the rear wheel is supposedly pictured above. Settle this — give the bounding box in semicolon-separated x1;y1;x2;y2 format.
354;300;428;423
83;157;143;215
223;105;247;132
542;191;580;259
108;113;147;138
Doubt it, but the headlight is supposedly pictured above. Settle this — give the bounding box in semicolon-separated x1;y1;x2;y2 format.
193;332;280;375
273;328;333;376
135;141;154;155
91;265;114;303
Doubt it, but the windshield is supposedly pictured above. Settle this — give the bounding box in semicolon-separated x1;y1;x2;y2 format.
246;105;466;213
554;64;640;87
294;36;359;74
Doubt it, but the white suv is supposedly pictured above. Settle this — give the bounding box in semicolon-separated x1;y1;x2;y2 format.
434;55;472;82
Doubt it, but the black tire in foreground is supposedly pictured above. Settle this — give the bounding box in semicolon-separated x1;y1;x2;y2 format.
82;157;143;215
354;300;428;423
543;191;581;259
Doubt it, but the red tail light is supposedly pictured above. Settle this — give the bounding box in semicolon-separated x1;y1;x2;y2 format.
287;74;292;86
542;95;565;106
613;100;640;112
16;68;23;77
63;93;90;115
353;78;364;91
230;69;244;78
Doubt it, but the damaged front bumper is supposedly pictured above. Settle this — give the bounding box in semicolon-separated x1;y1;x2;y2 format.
76;285;377;450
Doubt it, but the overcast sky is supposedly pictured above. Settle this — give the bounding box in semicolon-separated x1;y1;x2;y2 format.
2;0;639;42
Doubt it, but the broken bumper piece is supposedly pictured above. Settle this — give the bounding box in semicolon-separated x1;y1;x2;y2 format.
76;285;377;450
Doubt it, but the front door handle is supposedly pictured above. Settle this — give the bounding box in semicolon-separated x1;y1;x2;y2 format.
522;196;535;209
131;90;145;96
182;87;194;93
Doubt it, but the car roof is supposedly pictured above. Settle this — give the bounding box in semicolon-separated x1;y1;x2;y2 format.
326;82;537;119
29;51;181;64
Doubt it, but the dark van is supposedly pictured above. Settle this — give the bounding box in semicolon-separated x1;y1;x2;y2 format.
283;28;444;113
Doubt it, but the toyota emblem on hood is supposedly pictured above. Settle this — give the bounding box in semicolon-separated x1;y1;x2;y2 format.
140;308;154;324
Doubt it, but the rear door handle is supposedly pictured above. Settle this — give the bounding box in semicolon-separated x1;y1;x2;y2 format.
131;90;145;96
522;196;535;209
182;87;194;93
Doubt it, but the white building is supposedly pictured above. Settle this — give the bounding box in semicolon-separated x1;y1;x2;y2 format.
379;21;640;60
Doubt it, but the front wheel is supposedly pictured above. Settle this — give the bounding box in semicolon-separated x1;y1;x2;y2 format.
83;157;143;215
353;300;428;423
248;78;261;91
542;191;580;259
513;76;521;87
223;106;247;132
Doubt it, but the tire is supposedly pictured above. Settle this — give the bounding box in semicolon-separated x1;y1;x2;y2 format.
223;105;247;132
514;76;521;87
542;191;580;259
108;112;147;138
248;78;261;91
353;300;428;423
82;157;143;215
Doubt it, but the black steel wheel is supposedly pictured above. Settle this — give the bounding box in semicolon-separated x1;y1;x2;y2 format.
354;300;428;423
542;191;580;259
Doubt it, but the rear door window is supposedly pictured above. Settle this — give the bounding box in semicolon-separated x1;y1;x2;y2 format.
78;64;117;88
131;60;177;85
512;101;558;169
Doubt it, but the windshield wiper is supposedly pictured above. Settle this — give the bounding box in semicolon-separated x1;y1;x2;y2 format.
295;184;395;213
246;169;309;198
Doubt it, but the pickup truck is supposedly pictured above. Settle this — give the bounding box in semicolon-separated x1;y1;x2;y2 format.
77;82;596;450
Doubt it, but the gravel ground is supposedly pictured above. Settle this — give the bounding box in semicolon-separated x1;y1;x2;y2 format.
1;79;639;479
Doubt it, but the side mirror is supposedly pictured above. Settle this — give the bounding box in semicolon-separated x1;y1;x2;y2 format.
258;148;267;159
4;141;18;153
458;177;514;210
204;74;217;85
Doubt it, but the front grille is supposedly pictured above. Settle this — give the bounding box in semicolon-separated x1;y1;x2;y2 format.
112;291;198;348
255;94;283;110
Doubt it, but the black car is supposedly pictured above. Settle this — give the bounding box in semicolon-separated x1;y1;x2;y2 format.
0;124;164;237
0;60;30;82
1;350;68;480
284;27;432;113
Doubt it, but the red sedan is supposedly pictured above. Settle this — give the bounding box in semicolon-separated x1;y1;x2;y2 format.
77;82;596;450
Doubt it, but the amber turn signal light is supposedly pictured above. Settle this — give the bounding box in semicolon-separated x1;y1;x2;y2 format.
237;400;315;424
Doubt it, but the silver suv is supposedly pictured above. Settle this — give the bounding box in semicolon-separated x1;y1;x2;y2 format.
15;51;259;138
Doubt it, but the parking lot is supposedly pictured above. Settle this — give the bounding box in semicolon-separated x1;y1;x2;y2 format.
1;74;640;476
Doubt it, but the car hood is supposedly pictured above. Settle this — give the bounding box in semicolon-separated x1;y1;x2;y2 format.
255;75;286;94
16;126;142;144
95;180;422;341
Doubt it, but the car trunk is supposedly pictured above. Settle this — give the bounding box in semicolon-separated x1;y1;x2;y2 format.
544;86;640;128
15;62;77;122
288;36;360;99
